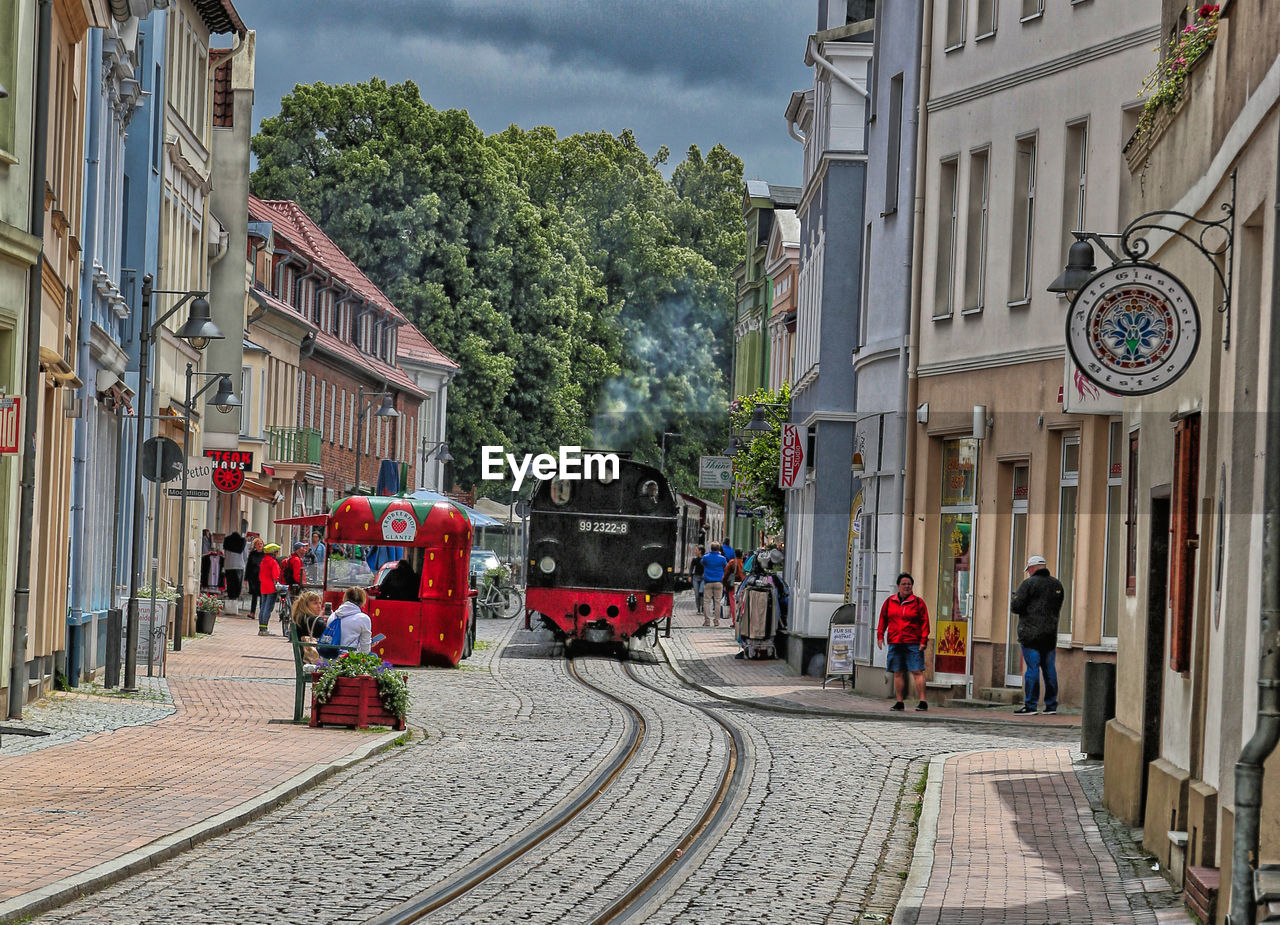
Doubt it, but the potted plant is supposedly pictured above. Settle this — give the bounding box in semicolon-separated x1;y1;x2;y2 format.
311;652;410;730
195;592;222;635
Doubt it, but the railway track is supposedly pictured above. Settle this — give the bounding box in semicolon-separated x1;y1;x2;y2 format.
366;647;749;925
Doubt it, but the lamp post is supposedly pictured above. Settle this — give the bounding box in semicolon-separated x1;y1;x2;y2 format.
418;437;452;491
659;431;680;473
123;274;224;690
171;364;240;651
353;384;399;494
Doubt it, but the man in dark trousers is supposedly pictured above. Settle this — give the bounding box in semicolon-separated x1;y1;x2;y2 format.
1010;554;1065;715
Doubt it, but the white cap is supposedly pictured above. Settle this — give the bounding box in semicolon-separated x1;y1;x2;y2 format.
1026;555;1047;569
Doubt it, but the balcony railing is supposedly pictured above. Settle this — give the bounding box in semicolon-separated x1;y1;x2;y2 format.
266;426;321;466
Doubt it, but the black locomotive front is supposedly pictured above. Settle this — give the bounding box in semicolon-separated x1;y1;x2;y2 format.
524;459;677;643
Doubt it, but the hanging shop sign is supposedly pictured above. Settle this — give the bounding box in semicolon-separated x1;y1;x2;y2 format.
0;396;20;454
1065;263;1201;397
779;424;808;490
698;456;733;490
204;449;254;493
167;457;212;499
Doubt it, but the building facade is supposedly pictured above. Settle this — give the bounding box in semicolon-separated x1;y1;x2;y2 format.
1102;3;1280;918
906;0;1158;703
763;208;798;394
847;0;922;687
781;8;872;675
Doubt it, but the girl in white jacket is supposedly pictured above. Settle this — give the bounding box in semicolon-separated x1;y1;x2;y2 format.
329;587;373;653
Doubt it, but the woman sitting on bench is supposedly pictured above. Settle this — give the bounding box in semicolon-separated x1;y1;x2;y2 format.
328;587;374;654
291;591;328;664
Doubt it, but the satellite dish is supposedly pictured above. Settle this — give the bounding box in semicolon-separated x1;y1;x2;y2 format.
142;435;184;483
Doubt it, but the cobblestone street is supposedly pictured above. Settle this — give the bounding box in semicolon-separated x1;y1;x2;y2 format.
23;599;1091;925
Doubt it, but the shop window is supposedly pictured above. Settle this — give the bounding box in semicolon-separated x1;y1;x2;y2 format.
1006;463;1029;683
937;438;977;677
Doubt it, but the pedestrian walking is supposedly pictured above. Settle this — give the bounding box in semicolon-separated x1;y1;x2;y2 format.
309;530;327;583
876;572;931;712
1010;554;1065;715
721;537;736;616
257;543;283;637
245;537;264;619
701;543;728;627
691;545;705;615
222;529;247;611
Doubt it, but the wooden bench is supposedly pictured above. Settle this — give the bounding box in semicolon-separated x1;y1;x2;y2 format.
289;624;356;723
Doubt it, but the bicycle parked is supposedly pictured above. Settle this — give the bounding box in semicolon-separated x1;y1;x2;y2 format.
474;569;523;620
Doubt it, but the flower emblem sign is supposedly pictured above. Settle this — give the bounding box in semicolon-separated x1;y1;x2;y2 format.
1065;263;1200;396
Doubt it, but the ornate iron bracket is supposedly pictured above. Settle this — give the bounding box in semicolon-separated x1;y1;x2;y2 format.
1080;169;1237;347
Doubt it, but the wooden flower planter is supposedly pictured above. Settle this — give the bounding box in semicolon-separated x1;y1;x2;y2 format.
310;675;406;730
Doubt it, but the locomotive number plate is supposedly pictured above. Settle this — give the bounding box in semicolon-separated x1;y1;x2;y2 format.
578;519;628;535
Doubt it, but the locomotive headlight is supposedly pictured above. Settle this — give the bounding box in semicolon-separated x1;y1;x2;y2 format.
539;556;556;574
646;561;662;580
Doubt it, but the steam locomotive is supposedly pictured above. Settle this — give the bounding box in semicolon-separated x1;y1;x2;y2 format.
524;459;677;645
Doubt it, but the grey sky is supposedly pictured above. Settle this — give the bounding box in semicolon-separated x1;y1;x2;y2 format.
230;0;814;186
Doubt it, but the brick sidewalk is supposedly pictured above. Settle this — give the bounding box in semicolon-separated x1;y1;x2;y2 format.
900;748;1193;925
660;592;1079;727
0;613;400;921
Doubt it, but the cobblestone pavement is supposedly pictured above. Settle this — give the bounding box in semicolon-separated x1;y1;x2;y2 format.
13;595;1196;925
0;678;172;757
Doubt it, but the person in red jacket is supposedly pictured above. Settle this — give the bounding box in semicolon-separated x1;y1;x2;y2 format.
257;543;283;636
876;572;931;712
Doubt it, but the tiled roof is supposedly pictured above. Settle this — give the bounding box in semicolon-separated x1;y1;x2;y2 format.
250;196;402;322
248;194;456;379
397;323;458;371
211;50;232;127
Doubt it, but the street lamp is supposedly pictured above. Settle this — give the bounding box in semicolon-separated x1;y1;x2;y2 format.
353;385;399;494
1046;236;1098;299
659;431;680;473
123;274;225;691
172;363;240;652
418;437;452;491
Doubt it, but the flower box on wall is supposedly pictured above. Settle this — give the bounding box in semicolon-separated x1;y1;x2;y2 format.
310;675;407;730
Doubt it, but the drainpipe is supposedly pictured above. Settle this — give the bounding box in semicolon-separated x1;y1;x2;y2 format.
66;27;105;687
900;0;933;571
10;0;52;719
1227;116;1280;924
806;37;869;99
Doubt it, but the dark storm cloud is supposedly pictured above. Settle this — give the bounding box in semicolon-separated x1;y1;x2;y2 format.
230;0;814;184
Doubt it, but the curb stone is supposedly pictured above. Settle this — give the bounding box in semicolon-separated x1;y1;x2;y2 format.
0;727;406;925
891;752;965;925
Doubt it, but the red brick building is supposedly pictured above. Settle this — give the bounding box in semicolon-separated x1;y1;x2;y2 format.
246;196;453;515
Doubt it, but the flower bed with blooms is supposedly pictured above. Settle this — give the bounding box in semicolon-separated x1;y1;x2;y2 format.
1135;4;1220;142
313;652;411;720
195;592;222;613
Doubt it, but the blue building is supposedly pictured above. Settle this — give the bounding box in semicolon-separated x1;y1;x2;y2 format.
848;0;921;685
67;7;168;682
780;4;873;675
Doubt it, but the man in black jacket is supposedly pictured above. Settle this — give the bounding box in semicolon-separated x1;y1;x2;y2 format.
1010;555;1065;716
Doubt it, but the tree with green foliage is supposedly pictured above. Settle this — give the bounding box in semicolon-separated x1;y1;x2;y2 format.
728;383;792;534
251;79;745;494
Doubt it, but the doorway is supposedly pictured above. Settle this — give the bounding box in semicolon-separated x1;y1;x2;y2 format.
1141;491;1171;816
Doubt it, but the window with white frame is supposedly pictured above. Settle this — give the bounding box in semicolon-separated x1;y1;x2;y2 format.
240;366;253;437
1006;463;1030;682
1057;434;1080;638
934;157;959;318
884;73;904;215
1060;119;1088;270
1008;134;1037;304
1021;0;1043;19
977;0;997;37
946;0;965;47
964;148;989;313
1102;419;1122;641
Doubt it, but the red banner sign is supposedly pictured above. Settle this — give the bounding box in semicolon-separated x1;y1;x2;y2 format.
0;396;20;455
203;449;254;494
778;424;807;490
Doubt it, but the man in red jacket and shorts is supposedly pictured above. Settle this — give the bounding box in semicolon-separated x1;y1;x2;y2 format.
876;572;931;712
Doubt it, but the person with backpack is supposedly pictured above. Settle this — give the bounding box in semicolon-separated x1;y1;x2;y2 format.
700;543;728;627
319;587;373;654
